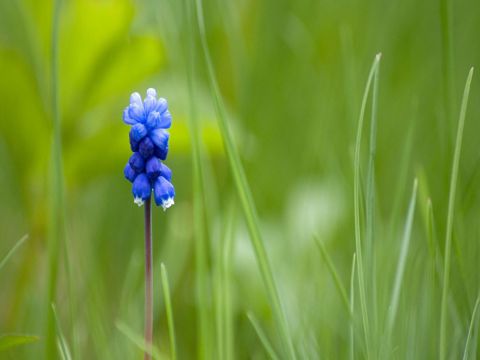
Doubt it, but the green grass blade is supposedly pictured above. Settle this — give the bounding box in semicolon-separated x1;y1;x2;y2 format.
462;296;480;360
51;304;72;360
0;234;28;272
160;263;177;360
223;206;236;360
386;179;418;335
424;198;463;340
47;0;76;358
314;236;351;316
247;312;280;360
47;0;77;358
425;198;436;266
365;50;380;261
439;67;474;360
366;49;380;344
349;253;356;360
214;221;226;360
46;0;63;357
115;321;162;360
354;53;381;358
215;203;236;360
183;0;212;358
193;0;296;358
0;334;39;352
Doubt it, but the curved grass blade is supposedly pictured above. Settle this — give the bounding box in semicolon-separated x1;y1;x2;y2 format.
0;234;28;272
215;203;236;360
47;0;76;358
462;295;480;360
193;0;296;357
366;50;381;347
183;0;212;357
46;0;63;356
365;48;380;340
247;312;280;360
386;179;418;335
51;304;72;360
353;53;381;358
116;321;162;360
160;263;177;360
439;67;474;360
314;236;351;316
349;253;356;360
0;334;39;352
223;205;236;360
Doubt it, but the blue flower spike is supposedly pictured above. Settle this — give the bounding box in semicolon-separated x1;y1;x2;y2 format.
123;88;175;209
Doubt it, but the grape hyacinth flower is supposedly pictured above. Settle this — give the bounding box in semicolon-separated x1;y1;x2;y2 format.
122;88;174;360
123;88;175;210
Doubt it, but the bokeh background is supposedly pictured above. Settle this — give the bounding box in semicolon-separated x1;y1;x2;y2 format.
1;0;480;358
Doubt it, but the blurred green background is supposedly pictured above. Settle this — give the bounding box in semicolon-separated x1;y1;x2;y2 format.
1;0;480;358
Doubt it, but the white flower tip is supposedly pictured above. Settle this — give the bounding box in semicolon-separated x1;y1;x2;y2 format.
130;92;142;103
161;198;174;211
134;197;144;207
147;88;157;98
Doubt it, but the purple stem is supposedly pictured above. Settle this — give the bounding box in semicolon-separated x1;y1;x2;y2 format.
144;198;153;360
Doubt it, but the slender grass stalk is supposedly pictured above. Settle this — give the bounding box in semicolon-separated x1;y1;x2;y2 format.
46;0;78;357
425;198;436;264
51;304;72;360
366;56;380;221
215;207;236;360
46;0;65;358
160;263;177;360
314;236;351;316
386;179;418;336
144;198;153;360
193;0;296;357
354;53;381;358
425;198;437;354
0;234;28;272
462;295;480;360
349;253;356;360
365;51;380;342
116;321;162;360
223;205;236;360
247;312;280;360
183;0;211;358
439;67;474;360
213;203;236;360
215;225;226;360
425;199;463;347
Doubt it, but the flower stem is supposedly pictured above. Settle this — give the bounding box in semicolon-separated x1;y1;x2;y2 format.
144;198;153;360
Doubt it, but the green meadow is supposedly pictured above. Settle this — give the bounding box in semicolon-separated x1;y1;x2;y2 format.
0;0;480;358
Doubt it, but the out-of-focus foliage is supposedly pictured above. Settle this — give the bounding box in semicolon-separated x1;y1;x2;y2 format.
0;0;480;358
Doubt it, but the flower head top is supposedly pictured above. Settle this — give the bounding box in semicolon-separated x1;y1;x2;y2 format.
123;88;175;210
